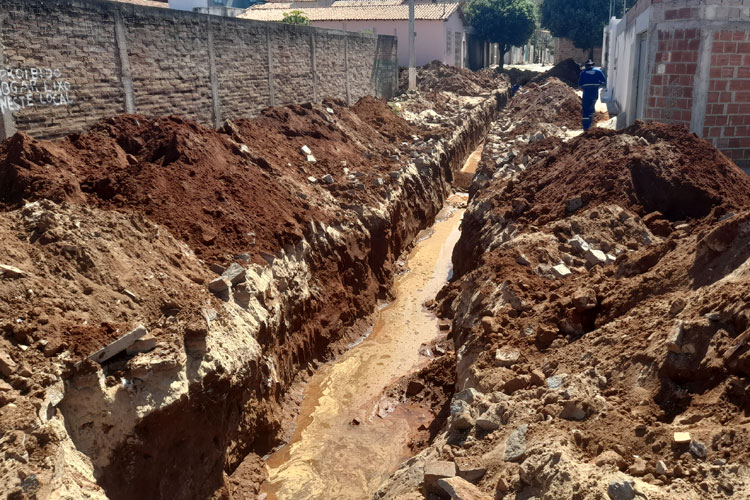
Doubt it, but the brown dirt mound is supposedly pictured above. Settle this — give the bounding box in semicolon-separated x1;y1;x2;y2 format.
501;66;543;87
506;77;581;133
530;58;582;88
501;121;750;224
0;98;415;264
400;61;508;96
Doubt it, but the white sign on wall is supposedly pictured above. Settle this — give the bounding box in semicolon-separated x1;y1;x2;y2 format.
0;68;74;112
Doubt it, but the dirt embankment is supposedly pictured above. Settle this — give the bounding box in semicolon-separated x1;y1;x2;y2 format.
375;80;750;499
0;63;508;499
400;61;509;96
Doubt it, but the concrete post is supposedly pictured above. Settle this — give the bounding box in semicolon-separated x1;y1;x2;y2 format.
345;35;351;105
206;16;222;128
408;0;416;90
114;10;136;114
311;32;318;103
690;29;713;136
267;28;275;107
0;26;17;140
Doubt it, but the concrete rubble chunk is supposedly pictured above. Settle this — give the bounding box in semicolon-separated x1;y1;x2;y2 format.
551;263;572;278
454;388;483;403
585;248;608;266
208;276;232;293
0;350;18;377
568;235;590;254
504;424;528;462
325;107;334;114
0;264;26;279
307;176;318;183
424;461;456;491
306;154;317;163
607;479;635;500
125;333;157;355
222;263;246;285
300;145;312;155
454;457;487;483
437;476;492;500
89;325;148;364
475;413;501;432
689;439;707;459
560;400;588;420
494;348;520;367
673;431;691;444
655;460;668;475
322;174;335;185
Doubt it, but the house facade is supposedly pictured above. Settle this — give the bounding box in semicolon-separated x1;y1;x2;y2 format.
241;1;467;68
603;0;750;173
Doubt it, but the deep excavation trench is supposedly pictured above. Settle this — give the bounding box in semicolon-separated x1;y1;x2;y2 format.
261;205;464;500
43;89;505;499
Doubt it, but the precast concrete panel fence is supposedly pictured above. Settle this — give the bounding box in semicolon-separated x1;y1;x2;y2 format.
0;0;398;140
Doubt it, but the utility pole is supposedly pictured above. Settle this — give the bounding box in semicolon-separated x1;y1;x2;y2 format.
408;0;416;91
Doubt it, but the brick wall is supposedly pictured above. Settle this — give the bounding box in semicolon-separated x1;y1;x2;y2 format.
704;29;750;169
554;38;602;65
646;27;700;124
637;0;750;173
0;0;398;140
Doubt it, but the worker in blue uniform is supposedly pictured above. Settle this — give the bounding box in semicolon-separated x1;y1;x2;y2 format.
578;59;607;131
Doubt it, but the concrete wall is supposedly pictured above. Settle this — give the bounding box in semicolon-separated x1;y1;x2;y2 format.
314;12;465;68
603;0;750;173
0;0;398;140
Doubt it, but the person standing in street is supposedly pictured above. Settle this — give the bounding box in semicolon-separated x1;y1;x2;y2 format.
578;59;607;131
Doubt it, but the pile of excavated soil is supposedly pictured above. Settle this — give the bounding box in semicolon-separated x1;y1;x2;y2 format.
506;77;581;134
400;61;509;96
530;58;583;88
0;98;414;265
501;67;543;87
375;100;750;499
496;121;750;226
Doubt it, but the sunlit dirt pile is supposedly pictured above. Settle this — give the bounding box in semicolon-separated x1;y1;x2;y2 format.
375;112;750;497
530;58;584;88
505;77;582;135
400;61;508;96
0;81;510;500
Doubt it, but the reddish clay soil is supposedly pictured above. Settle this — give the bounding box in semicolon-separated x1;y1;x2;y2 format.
0;98;414;265
502;121;750;226
506;77;582;133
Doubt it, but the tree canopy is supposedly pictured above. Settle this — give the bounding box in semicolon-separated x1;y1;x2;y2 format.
281;10;311;25
540;0;636;50
464;0;537;54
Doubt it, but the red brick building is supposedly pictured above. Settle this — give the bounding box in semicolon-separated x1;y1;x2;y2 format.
604;0;750;173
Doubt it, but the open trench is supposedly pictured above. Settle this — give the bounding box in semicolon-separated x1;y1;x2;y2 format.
28;89;508;500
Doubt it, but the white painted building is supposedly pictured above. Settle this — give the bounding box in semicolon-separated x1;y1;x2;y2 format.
240;1;467;68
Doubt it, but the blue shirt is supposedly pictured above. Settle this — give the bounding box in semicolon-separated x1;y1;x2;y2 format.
578;67;607;101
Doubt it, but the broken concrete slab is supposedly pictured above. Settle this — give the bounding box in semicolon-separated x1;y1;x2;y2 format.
504;424;528;462
424;461;456;491
551;263;572;278
437;476;492;500
673;431;691;444
585;248;608;266
300;145;312;155
89;325;148;364
222;262;246;285
454;457;487;483
208;276;232;294
0;264;26;279
125;333;157;356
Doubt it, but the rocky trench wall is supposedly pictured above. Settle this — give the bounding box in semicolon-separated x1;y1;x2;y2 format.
0;0;398;141
52;90;506;500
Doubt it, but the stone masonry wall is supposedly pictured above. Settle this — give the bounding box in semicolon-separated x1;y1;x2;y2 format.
642;0;750;173
0;0;398;141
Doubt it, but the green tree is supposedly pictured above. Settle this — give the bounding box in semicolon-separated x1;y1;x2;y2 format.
281;10;311;25
464;0;537;69
540;0;636;55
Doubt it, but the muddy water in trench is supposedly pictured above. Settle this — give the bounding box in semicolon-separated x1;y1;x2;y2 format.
261;207;465;500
